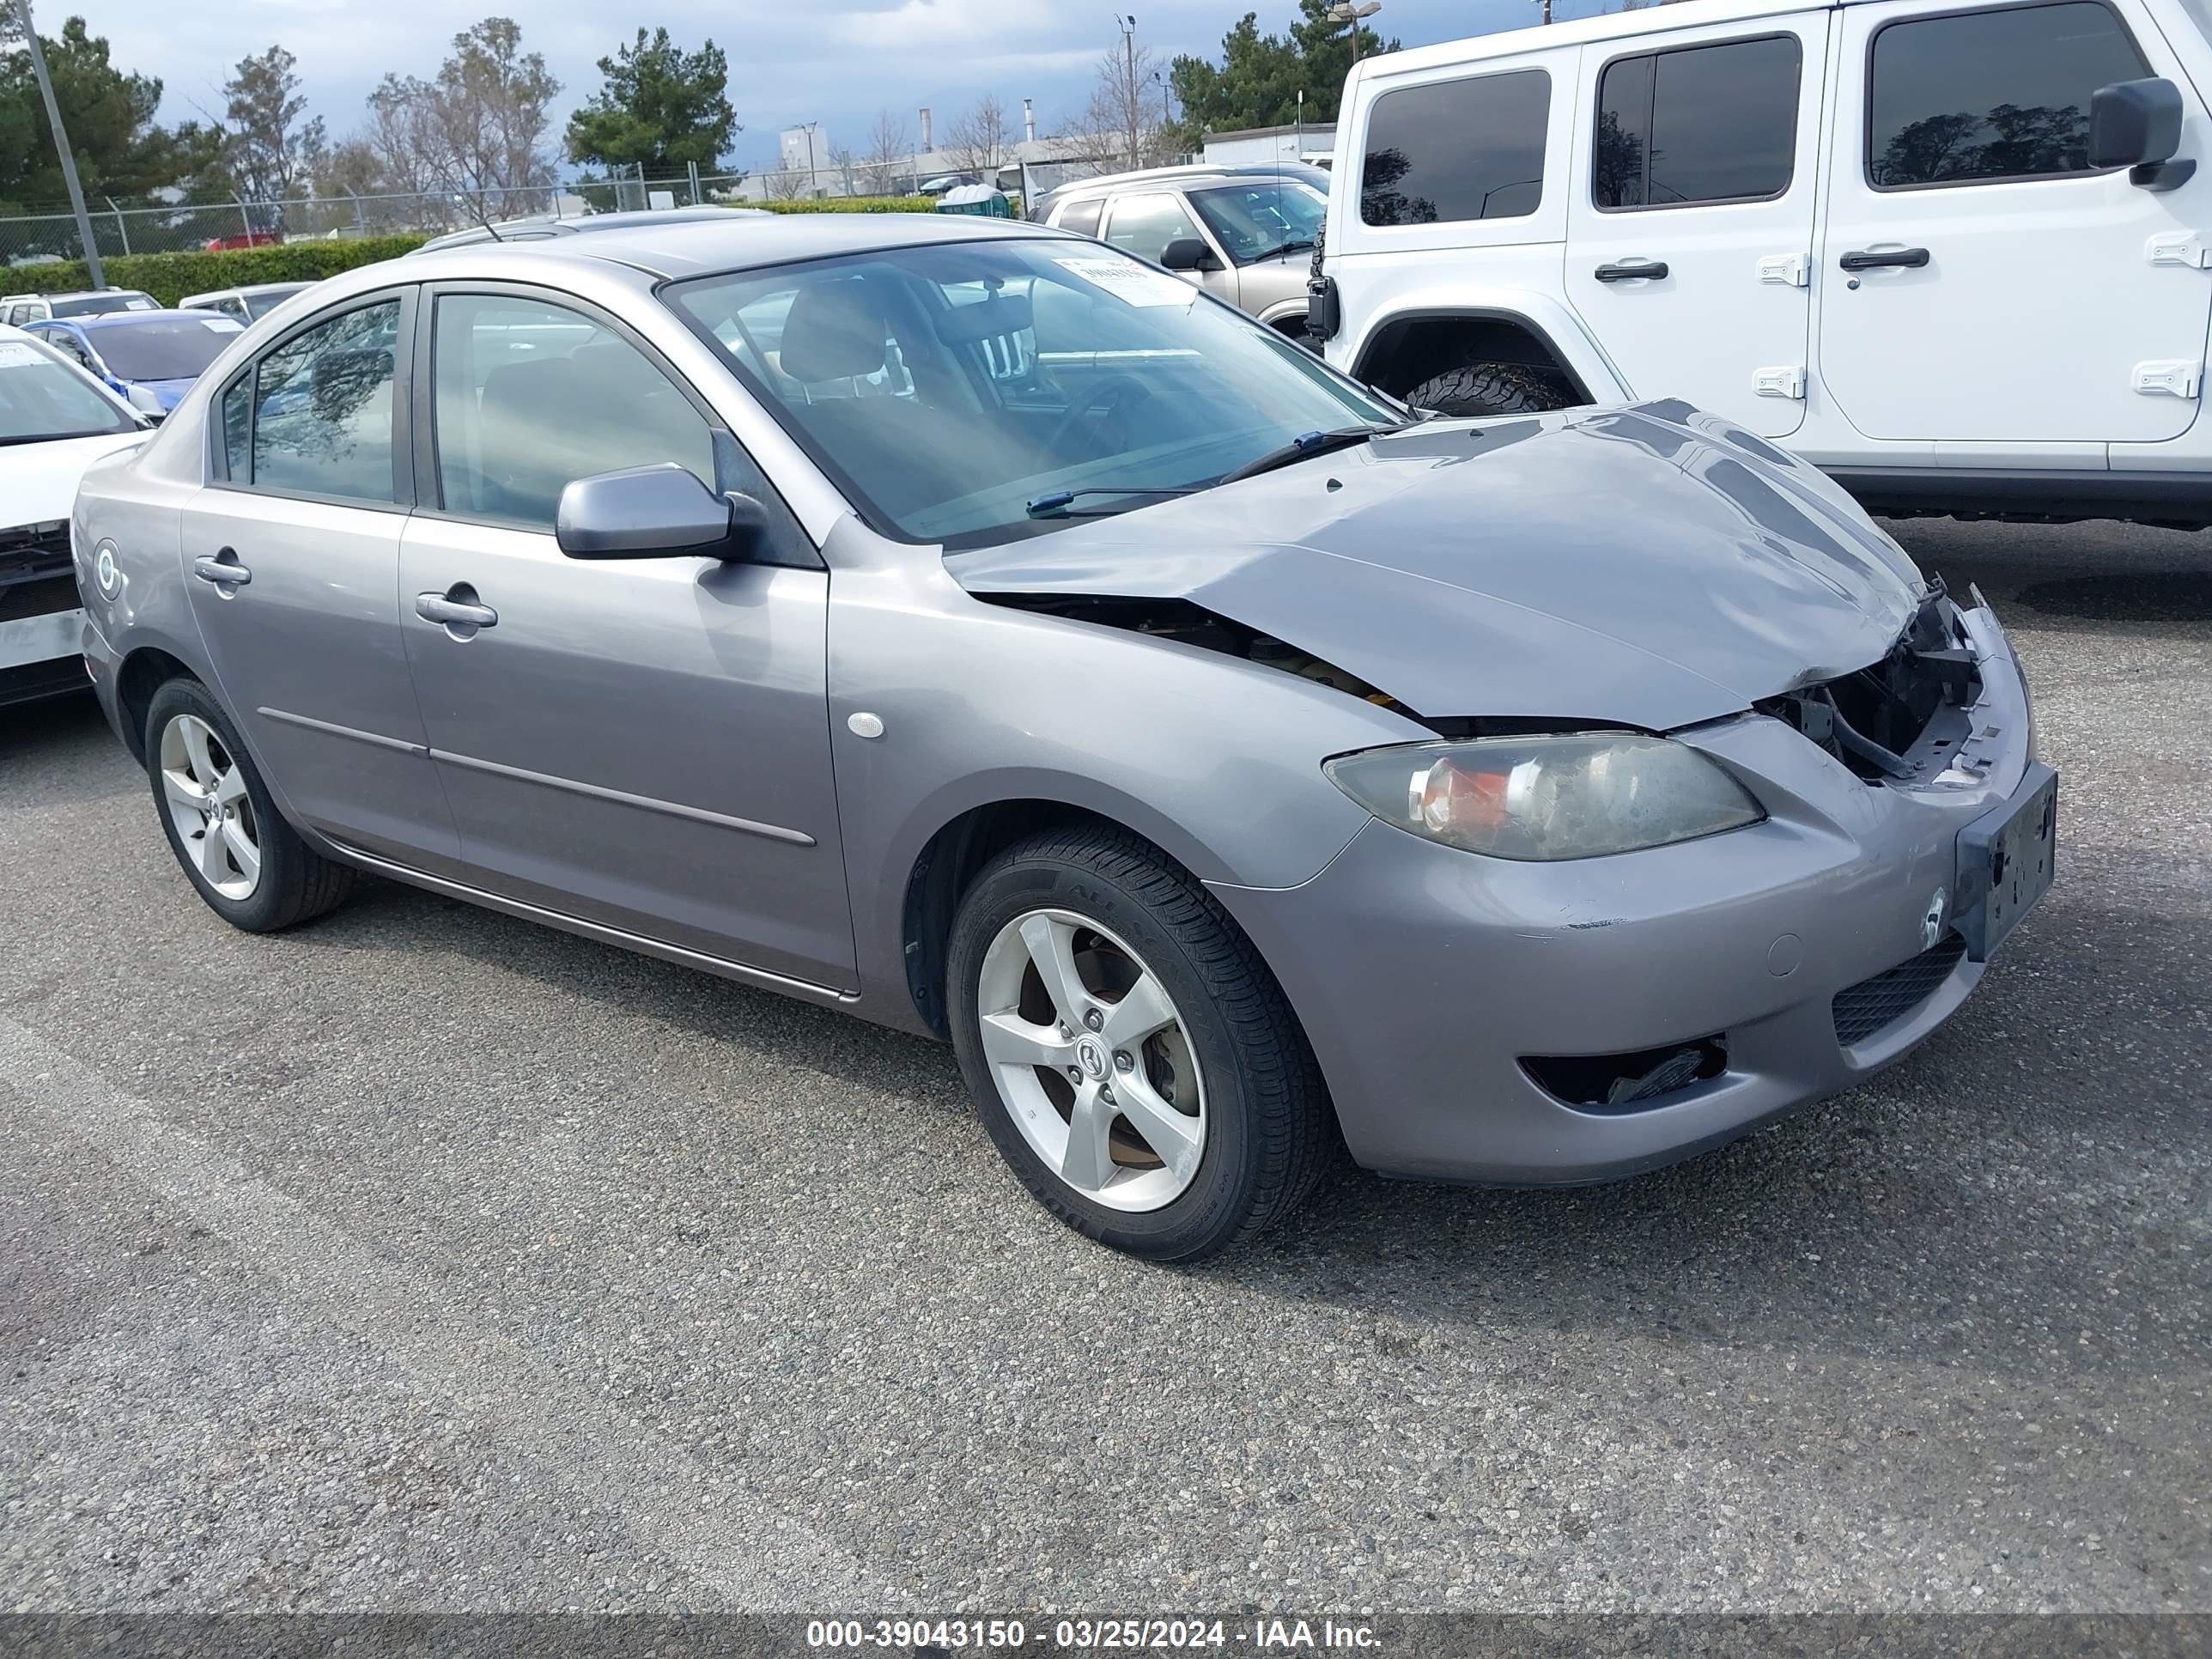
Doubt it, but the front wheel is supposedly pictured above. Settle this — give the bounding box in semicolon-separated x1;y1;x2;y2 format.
946;826;1331;1261
1402;361;1572;417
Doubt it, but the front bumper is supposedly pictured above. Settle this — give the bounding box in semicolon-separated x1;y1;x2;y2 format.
1210;599;2043;1184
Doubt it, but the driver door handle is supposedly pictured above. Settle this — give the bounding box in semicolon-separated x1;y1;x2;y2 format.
1595;260;1668;283
1838;246;1930;271
415;587;498;629
191;549;251;586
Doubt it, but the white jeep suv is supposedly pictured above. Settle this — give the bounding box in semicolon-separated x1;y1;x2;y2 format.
1310;0;2212;527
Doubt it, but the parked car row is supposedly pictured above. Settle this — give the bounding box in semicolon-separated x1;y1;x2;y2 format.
56;210;2053;1259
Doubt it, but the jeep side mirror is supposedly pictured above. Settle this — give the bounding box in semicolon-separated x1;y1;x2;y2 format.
1159;237;1223;273
556;465;768;562
2090;77;2192;189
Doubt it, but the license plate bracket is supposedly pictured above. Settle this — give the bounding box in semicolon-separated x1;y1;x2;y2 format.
1954;762;2057;963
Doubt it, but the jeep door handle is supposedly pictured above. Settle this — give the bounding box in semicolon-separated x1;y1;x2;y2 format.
415;588;498;630
1838;246;1930;271
1595;260;1668;283
191;549;251;586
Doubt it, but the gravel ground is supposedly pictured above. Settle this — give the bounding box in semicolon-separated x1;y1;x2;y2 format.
1;519;2206;1615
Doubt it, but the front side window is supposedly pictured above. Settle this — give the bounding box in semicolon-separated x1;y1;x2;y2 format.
1188;180;1327;263
1595;36;1802;209
1360;69;1552;225
246;300;401;502
431;294;715;529
667;237;1400;550
0;334;138;442
1869;2;2150;187
1103;193;1206;264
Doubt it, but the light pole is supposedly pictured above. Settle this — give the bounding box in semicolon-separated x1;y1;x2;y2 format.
801;120;822;198
1114;14;1139;170
9;0;106;285
1327;1;1382;63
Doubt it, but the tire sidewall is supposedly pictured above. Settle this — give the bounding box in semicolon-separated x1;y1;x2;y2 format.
144;679;300;931
947;850;1263;1259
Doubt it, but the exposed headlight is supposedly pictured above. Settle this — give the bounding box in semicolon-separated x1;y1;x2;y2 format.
125;382;165;416
1323;733;1765;861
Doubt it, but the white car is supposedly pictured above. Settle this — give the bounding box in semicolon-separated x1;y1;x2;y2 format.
0;325;150;706
177;282;317;323
1311;0;2212;527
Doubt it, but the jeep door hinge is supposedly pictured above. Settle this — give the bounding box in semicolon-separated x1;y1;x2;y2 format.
1753;364;1808;399
2147;231;2212;269
1756;252;1812;287
2132;360;2203;398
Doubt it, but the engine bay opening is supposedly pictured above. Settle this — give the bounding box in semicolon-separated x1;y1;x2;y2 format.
977;593;1417;717
1757;581;1982;783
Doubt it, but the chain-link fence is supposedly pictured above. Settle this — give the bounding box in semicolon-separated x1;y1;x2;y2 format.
0;150;1137;271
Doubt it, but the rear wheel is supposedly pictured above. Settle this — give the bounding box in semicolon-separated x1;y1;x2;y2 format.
946;826;1330;1261
145;678;356;933
1402;361;1571;416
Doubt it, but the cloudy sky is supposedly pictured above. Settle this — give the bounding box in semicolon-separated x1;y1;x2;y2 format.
59;0;1620;173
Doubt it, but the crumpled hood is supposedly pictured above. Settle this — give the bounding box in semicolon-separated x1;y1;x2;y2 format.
947;401;1926;731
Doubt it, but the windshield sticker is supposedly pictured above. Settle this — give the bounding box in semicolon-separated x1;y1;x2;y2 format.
1051;257;1194;308
0;342;49;369
201;317;246;331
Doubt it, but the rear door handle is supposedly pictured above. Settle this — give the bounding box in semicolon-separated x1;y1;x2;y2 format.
1838;246;1930;271
1595;260;1668;283
191;549;251;586
415;586;498;632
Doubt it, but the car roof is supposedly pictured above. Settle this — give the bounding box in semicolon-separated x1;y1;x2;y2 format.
1042;163;1326;200
180;281;310;301
21;288;154;303
418;204;769;252
66;308;223;331
403;211;1066;283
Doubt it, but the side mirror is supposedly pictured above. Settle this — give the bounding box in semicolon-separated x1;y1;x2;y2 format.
1158;237;1223;273
2090;77;2189;186
555;464;767;562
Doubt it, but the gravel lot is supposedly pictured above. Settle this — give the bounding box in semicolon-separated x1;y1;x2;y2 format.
2;519;2206;1615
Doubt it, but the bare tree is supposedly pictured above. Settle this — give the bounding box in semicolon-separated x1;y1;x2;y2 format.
829;143;860;197
862;108;908;194
1078;41;1167;172
944;94;1011;177
362;16;561;221
763;167;806;202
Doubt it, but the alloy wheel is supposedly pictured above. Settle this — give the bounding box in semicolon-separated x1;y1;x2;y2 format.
975;908;1206;1212
158;714;261;901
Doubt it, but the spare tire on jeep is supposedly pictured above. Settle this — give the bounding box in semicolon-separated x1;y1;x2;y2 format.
1402;362;1571;417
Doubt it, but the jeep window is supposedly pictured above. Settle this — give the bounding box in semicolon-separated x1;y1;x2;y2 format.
1595;36;1802;209
1054;198;1104;236
1359;69;1551;226
1868;2;2150;187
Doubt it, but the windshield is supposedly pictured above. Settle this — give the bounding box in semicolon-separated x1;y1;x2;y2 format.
0;337;138;443
1187;180;1328;264
89;315;242;381
667;236;1396;548
52;291;156;318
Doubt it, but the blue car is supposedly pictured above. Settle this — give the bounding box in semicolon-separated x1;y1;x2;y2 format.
24;309;245;422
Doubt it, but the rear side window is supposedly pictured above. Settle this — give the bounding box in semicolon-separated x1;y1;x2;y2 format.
1868;2;2150;187
244;300;402;503
1054;198;1103;236
1595;36;1802;209
1360;69;1552;225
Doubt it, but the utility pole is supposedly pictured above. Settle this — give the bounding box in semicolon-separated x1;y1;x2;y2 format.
12;0;106;286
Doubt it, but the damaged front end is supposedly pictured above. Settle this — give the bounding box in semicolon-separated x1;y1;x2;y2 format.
1756;579;1991;785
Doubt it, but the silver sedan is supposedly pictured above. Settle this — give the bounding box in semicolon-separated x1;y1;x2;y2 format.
69;216;2054;1259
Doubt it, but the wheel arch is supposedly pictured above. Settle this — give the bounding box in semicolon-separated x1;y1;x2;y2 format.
114;642;203;764
1346;295;1621;404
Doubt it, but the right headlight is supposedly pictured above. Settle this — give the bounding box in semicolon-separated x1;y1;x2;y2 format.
1323;732;1765;861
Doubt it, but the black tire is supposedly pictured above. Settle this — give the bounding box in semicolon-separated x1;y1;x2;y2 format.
1402;361;1571;417
946;825;1331;1261
143;678;356;933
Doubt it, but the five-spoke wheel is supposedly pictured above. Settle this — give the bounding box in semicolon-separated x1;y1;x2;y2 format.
158;713;261;900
